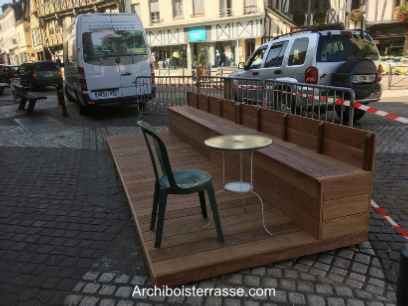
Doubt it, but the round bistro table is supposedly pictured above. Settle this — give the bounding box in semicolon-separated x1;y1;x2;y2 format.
204;134;274;236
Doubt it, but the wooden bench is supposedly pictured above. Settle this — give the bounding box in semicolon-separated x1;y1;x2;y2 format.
170;92;375;241
12;82;47;114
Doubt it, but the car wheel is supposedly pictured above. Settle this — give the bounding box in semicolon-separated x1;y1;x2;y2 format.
0;87;4;96
79;103;90;116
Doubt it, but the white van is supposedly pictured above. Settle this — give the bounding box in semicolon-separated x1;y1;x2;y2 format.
63;13;154;114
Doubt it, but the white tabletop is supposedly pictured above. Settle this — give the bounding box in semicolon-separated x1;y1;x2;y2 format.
204;134;272;151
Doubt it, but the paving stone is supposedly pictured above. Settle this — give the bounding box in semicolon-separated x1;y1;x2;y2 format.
335;286;353;298
267;268;282;278
288;292;306;305
307;295;326;306
204;296;222;306
99;273;116;283
297;281;314;293
351;263;369;274
368;277;386;288
73;282;86;292
83;271;100;281
185;296;204;306
99;285;116;296
279;279;296;291
244;275;260;287
316;284;334;295
269;290;287;304
64;294;83;306
244;300;259;306
366;284;385;296
115;274;131;284
261;277;277;288
346;299;364;306
115;286;133;298
327;297;346;306
227;273;243;285
345;279;364;289
367;303;384;306
251;267;266;276
167;295;185;304
369;267;385;279
284;269;298;279
99;299;116;306
223;298;241;306
117;300;134;306
130;275;147;286
79;296;99;306
82;283;101;294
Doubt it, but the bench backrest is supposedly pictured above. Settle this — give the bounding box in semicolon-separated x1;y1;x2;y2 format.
186;92;375;171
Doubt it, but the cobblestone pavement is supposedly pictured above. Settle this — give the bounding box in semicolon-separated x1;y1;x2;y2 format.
0;88;406;305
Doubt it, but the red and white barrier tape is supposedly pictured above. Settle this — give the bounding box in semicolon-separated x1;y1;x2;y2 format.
371;200;408;241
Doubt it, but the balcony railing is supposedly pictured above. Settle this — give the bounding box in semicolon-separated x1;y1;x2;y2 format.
219;7;233;17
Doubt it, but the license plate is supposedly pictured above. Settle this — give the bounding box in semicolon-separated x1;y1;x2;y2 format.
93;89;119;98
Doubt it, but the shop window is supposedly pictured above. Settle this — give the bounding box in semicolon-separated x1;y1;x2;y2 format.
288;38;309;66
173;0;183;18
152;45;187;69
214;42;235;67
264;41;288;68
244;0;257;14
149;0;160;24
193;0;204;16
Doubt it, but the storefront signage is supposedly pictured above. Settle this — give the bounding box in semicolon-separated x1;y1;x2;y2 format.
188;27;207;42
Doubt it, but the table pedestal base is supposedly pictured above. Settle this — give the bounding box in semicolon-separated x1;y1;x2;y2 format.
224;182;253;193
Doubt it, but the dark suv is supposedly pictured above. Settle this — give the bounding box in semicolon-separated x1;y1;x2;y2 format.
17;61;61;90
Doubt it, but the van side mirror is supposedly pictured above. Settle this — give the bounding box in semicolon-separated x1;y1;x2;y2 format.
238;62;246;70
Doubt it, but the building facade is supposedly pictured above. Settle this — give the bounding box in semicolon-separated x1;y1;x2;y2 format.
129;0;294;71
34;0;119;60
0;5;19;64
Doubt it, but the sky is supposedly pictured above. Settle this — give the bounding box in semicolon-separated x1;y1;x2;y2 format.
0;0;11;14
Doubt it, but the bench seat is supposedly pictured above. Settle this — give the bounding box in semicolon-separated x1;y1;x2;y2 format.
169;105;372;240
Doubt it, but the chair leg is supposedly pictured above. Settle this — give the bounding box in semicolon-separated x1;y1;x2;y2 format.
155;190;168;248
150;182;159;231
206;183;224;243
198;191;208;219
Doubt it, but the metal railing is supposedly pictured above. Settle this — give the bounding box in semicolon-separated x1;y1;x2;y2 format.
386;64;408;89
135;76;356;126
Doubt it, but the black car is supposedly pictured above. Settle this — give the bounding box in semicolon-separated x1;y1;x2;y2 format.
17;61;61;90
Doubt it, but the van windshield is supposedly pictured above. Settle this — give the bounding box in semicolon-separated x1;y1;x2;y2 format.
317;34;380;62
82;29;148;65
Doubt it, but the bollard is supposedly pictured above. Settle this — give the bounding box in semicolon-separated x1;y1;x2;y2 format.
397;243;408;306
56;86;68;117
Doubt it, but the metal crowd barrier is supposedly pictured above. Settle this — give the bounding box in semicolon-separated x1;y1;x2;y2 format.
386;64;408;89
135;76;356;126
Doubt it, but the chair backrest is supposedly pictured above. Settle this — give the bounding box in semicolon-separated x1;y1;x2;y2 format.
137;121;177;187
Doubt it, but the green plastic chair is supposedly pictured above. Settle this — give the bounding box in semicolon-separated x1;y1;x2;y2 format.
137;121;224;248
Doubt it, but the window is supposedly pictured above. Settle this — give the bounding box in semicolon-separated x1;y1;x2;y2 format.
82;30;148;66
288;38;309;66
264;41;288;68
193;0;204;16
149;0;160;23
317;34;379;62
214;41;235;67
246;46;267;70
131;2;141;16
219;0;232;17
244;0;257;14
173;0;183;18
152;45;187;68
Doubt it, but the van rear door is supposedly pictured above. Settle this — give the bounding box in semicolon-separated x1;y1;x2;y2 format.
112;28;151;97
82;29;122;100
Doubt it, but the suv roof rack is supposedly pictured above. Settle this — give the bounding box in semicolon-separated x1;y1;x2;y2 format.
270;23;345;41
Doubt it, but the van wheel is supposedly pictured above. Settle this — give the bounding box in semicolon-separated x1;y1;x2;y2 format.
138;102;146;112
79;103;90;116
